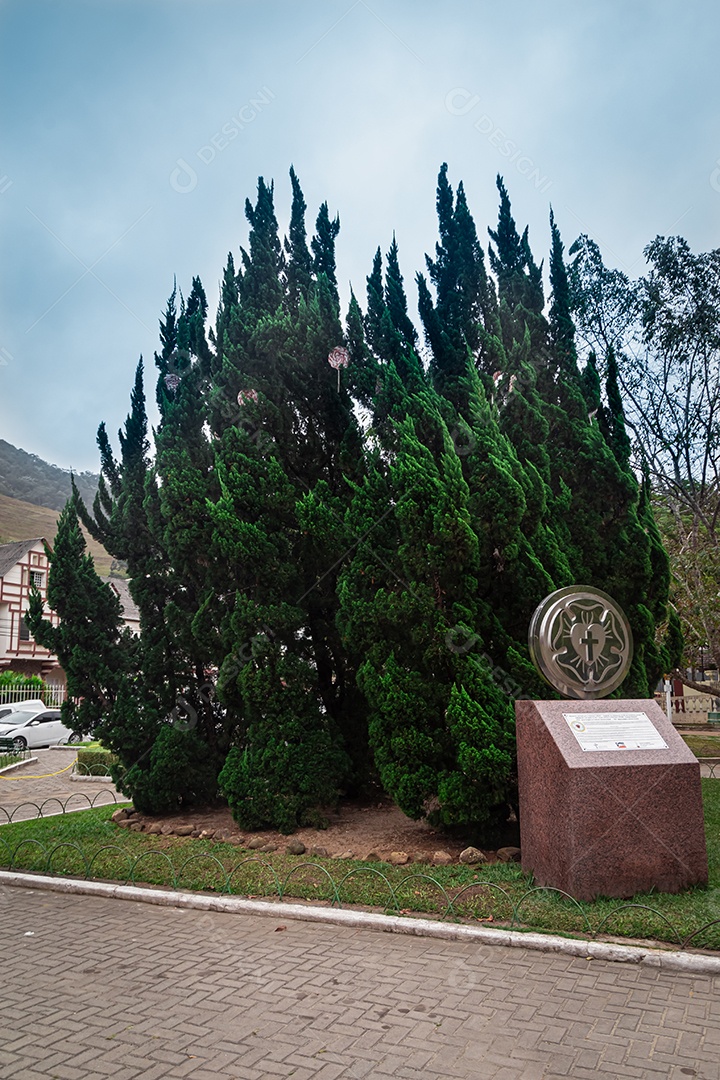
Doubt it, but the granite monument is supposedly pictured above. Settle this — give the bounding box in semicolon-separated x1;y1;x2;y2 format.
517;587;708;901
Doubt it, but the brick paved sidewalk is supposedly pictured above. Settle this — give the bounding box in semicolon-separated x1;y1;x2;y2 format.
0;886;718;1080
0;749;120;822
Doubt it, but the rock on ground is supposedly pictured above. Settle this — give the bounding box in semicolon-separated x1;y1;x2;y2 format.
459;846;486;865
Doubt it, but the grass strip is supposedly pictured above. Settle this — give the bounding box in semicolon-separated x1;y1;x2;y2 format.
683;734;720;759
0;781;718;950
0;752;23;770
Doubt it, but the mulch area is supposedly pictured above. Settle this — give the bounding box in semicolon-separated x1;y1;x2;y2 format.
124;796;518;865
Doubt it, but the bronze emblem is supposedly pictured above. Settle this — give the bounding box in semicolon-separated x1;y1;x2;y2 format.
529;587;633;699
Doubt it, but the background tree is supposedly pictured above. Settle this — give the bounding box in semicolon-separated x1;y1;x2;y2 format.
570;233;718;687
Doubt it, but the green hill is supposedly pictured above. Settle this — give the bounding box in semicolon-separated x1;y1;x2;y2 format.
0;492;113;575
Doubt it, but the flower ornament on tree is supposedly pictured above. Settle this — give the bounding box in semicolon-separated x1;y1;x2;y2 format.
491;370;517;407
164;373;181;393
327;346;350;391
237;388;259;406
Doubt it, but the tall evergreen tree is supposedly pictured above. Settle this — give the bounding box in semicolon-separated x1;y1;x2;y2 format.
239;177;285;318
418;164;495;405
26;498;129;736
311;201;341;302
549;208;578;375
385;235;418;351
284;165;313;309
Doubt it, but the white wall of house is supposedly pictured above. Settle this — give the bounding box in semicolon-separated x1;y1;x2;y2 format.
0;539;62;680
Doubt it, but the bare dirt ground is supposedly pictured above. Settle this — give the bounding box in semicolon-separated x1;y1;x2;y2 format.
131;797;516;863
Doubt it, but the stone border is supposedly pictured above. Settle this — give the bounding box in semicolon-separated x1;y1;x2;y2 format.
1;870;719;974
0;756;39;776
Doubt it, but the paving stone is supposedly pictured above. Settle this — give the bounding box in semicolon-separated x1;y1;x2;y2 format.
1;881;719;1079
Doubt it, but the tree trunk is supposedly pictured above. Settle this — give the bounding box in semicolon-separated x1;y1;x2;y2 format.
672;668;720;699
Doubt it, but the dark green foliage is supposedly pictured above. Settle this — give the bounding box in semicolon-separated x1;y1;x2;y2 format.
118;724;220;815
487;174;544;348
603;347;632;469
284;165;313;308
385;235;418;351
311;201;341;302
25;498;129;736
549;208;578;374
218;650;349;833
418;164;494;405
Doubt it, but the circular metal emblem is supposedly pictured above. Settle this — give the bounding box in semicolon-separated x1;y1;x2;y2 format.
528;586;633;699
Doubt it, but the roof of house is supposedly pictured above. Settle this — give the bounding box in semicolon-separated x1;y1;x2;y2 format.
101;576;140;623
0;538;46;579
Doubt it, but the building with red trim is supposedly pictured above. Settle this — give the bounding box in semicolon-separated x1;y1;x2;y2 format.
0;538;63;681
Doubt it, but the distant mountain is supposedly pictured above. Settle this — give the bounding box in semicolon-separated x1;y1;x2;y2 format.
0;439;99;512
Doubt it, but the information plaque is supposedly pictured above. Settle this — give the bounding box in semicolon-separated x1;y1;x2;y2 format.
563;711;669;752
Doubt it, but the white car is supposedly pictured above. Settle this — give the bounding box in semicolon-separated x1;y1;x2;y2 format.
0;705;78;750
0;698;46;721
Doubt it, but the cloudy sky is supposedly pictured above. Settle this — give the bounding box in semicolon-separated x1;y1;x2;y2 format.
1;0;718;473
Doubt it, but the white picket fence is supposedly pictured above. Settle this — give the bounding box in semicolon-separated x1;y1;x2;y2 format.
654;691;719;723
0;683;67;707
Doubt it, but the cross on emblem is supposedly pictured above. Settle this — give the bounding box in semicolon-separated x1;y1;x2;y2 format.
580;626;600;663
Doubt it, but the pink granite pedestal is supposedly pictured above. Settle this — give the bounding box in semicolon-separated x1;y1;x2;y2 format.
515;699;708;901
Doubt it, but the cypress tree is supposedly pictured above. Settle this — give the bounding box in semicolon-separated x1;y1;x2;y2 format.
205;171;366;828
46;166;674;834
240;177;285;319
339;217;549;838
364;246;386;356
487;175;545;356
549;208;578;376
26;497;129;736
311;201;341;303
418;164;494;405
74;353;222;810
385;235;418;352
284;165;313;309
542;208;669;693
603;346;632;469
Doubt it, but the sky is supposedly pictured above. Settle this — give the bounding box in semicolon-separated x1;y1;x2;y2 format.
1;0;718;473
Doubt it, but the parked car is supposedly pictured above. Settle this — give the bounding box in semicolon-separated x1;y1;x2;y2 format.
0;705;79;750
0;698;46;721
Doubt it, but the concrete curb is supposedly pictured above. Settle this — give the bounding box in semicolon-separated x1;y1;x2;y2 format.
1;870;719;974
0;757;39;776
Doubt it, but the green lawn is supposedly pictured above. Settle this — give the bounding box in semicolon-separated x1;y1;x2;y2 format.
683;734;720;758
0;781;719;951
